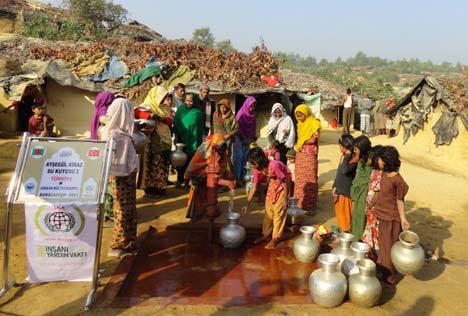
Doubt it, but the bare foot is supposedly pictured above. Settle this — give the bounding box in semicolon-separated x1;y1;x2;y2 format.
265;240;277;249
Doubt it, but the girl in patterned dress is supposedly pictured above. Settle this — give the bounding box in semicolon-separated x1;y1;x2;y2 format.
242;147;291;249
362;145;385;258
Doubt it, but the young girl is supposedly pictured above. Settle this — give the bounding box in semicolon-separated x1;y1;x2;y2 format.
269;139;285;163
332;134;358;232
350;135;372;240
374;146;409;284
242;147;291;249
362;145;385;258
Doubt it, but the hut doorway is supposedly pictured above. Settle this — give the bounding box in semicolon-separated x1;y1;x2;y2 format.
17;86;44;132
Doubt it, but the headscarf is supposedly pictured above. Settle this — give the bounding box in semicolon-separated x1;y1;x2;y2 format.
90;91;114;139
235;96;257;138
294;104;321;151
267;102;296;149
184;134;226;180
143;86;172;118
101;98;138;176
212;99;238;138
142;86;172;145
100;98;134;140
173;97;204;156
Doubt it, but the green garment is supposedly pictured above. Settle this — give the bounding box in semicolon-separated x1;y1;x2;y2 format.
124;65;161;88
350;161;372;240
173;103;204;156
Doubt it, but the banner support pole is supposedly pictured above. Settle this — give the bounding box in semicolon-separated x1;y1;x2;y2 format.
0;133;30;297
84;137;115;310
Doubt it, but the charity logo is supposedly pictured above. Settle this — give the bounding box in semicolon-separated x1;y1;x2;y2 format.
82;178;97;199
59;148;73;158
45;211;76;233
87;147;101;160
23;177;37;195
31;146;46;158
35;205;85;236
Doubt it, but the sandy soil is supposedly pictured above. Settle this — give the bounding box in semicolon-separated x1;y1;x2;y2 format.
0;129;467;315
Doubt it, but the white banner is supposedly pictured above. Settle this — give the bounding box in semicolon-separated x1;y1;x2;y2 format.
25;203;98;283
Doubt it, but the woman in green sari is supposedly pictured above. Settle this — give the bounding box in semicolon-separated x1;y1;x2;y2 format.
350;135;372;240
174;93;204;188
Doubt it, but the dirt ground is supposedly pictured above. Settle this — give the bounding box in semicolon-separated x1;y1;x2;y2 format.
0;129;467;316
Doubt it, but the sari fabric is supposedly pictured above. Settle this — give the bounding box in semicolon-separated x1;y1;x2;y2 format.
174;103;204;156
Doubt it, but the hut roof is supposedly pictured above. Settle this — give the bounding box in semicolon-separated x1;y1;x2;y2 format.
0;34;343;104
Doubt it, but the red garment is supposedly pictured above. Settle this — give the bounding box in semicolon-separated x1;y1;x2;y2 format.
266;160;289;204
294;136;319;212
253;160;289;204
28;115;54;136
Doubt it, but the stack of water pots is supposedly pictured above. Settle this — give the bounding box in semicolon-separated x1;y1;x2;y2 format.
293;229;425;308
308;234;381;308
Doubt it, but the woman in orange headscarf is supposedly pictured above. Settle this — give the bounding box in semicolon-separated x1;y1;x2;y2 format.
294;104;322;213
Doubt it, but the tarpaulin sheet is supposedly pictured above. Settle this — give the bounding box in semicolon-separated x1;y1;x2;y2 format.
89;55;127;82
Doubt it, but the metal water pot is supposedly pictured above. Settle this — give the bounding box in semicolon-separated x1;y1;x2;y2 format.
219;212;246;249
132;130;147;154
243;163;253;183
342;242;370;277
170;143;188;167
287;197;305;216
349;259;382;307
330;232;354;271
391;230;425;275
293;226;320;263
309;254;347;308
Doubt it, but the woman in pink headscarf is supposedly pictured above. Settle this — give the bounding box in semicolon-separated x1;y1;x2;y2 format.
89;91;115;140
234;96;257;186
90;91;116;224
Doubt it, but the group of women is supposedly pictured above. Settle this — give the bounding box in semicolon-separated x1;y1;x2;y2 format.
89;84;326;257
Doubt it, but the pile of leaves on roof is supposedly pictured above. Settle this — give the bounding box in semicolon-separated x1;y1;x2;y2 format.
437;70;468;111
280;68;344;100
28;39;279;90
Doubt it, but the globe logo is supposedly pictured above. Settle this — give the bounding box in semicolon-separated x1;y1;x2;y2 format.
44;211;76;233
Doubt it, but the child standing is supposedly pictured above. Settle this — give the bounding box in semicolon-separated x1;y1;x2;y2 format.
350;135;372;240
28;103;55;137
362;145;385;257
374;146;409;284
242;147;291;249
269;139;286;163
332;134;358;232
